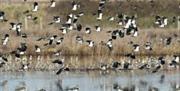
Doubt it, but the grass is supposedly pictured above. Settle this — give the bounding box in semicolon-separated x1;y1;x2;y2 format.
0;28;179;56
0;0;179;56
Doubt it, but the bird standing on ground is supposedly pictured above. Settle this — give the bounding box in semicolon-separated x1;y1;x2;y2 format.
2;34;9;46
32;2;39;12
50;0;56;8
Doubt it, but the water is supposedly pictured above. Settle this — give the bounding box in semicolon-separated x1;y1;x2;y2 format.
0;70;179;91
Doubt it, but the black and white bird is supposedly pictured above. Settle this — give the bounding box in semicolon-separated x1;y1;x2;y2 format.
53;59;64;74
131;16;137;28
98;0;106;10
56;37;64;45
125;53;136;59
52;59;64;65
126;27;138;37
172;16;177;23
17;43;27;55
76;24;82;31
9;22;17;31
132;27;138;37
67;24;73;31
66;13;73;24
73;15;79;24
53;50;62;57
126;27;132;36
56;67;64;75
95;25;101;32
53;16;61;23
85;27;91;34
155;15;162;26
172;55;179;63
9;22;22;36
49;16;61;25
97;9;103;20
123;62;130;70
21;63;30;71
77;12;84;17
0;11;5;21
16;23;22;36
86;40;94;47
161;37;172;46
2;34;9;46
0;55;8;68
44;35;57;46
169;55;179;68
145;42;152;51
117;14;125;25
124;16;136;29
161;16;168;28
108;16;115;21
32;2;39;12
165;37;172;46
21;33;27;39
35;45;41;53
76;36;83;44
133;44;140;52
72;1;80;11
154;16;168;28
100;64;108;71
111;30;119;40
111;61;121;70
60;27;67;34
152;64;161;73
26;14;38;22
49;0;56;8
119;29;125;38
0;11;7;22
158;56;166;65
106;39;113;51
138;63;148;70
53;59;70;75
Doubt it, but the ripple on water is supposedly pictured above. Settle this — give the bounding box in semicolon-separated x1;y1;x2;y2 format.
0;70;179;91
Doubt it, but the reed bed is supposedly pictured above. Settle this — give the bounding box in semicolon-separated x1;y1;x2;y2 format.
0;55;178;72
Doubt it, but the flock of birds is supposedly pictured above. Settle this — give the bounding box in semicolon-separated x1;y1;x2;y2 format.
0;0;179;78
0;1;180;91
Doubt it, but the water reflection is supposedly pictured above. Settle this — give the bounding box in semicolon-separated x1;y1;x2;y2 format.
0;71;179;91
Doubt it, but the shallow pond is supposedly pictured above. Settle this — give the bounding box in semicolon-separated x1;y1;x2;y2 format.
0;70;179;91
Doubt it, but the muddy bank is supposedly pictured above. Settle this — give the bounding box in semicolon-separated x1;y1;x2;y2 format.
0;55;179;72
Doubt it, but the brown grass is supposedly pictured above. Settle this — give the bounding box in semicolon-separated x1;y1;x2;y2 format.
0;0;179;56
0;28;179;56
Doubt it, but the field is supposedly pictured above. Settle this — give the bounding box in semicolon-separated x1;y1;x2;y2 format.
0;1;180;91
0;0;179;57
